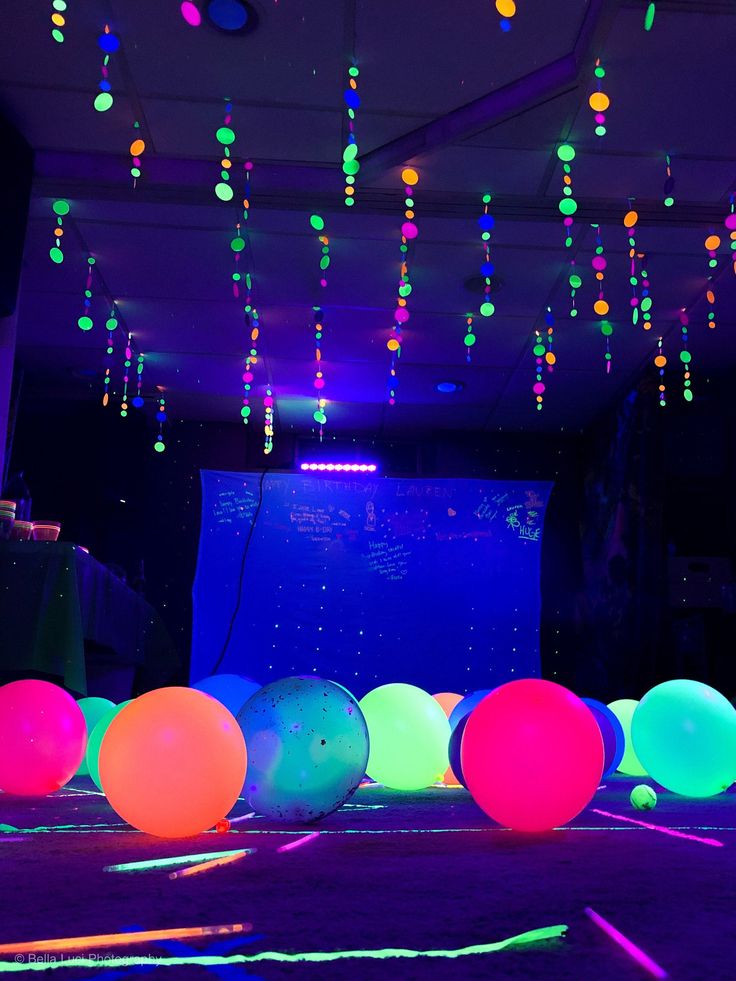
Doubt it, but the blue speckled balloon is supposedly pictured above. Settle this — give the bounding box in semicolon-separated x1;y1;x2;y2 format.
448;689;493;731
236;677;369;823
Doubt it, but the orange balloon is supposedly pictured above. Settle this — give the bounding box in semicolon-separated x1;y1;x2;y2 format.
623;210;638;228
588;92;610;112
99;688;246;838
433;692;463;785
594;299;610;316
705;234;721;252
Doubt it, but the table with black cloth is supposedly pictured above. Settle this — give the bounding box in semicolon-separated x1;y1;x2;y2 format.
0;542;178;696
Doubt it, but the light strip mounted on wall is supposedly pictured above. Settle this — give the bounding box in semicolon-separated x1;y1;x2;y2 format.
299;463;377;473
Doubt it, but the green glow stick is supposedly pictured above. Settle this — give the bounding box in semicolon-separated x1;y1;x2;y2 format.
104;849;253;873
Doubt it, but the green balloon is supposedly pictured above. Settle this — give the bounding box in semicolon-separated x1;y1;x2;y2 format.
632;680;736;797
75;697;116;776
86;700;133;789
93;92;113;113
608;699;648;776
215;126;236;146
359;683;449;791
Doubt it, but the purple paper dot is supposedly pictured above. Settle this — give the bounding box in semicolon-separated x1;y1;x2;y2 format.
533;382;545;395
401;221;418;240
395;307;410;324
592;256;607;271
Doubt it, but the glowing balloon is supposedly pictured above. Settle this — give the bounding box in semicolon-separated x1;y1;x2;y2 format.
448;713;470;789
0;680;86;796
86;700;133;790
608;699;647;776
462;679;604;832
75;697;115;775
631;679;736;797
582;697;624;778
448;689;493;731
192;673;260;717
433;692;463;785
359;684;449;791
237;677;369;822
99;687;246;838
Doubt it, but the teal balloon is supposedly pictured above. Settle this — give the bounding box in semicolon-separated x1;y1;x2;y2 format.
75;697;115;775
192;674;260;717
632;680;736;797
86;700;133;790
236;677;369;822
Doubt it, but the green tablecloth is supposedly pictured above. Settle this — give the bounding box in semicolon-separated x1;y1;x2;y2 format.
0;542;170;694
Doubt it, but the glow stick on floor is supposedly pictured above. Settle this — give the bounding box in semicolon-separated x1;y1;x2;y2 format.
0;923;251;956
214;812;256;832
592;808;724;847
585;907;668;979
276;832;320;853
104;849;249;873
168;850;254;879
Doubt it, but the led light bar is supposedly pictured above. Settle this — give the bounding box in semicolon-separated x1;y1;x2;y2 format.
300;463;377;473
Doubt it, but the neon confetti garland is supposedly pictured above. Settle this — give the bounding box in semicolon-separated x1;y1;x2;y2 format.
557;144;577;247
663;154;675;208
623;207;642;326
704;232;720;330
263;383;274;455
568;260;581;318
387;167;419;405
129;122;145;188
532;306;555;411
77;256;95;332
214;101;236;202
478;194;496;325
101;307;118;407
120;332;132;417
342;65;360;207
654;336;666;407
591;224;613;371
679;309;693;402
50;0;68;43
93;24;119;113
154;393;167;453
49;200;69;264
309;213;330;434
463;315;475;362
589;59;609;137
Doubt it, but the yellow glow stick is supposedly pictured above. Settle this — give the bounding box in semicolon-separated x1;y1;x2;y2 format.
0;923;251;955
168;849;254;879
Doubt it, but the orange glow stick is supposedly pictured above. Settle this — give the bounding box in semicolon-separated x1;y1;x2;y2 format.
0;923;251;955
168;849;254;879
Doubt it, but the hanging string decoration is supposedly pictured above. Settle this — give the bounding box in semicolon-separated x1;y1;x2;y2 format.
463;315;475;361
725;194;736;275
589;59;609;137
342;65;360;207
494;0;516;32
214;101;236;202
644;2;656;31
232;161;253;298
639;255;653;331
557;145;577;248
102;308;118;407
679;310;693;402
308;214;330;433
591;224;613;371
154;394;166;453
532;307;555;411
133;353;145;409
568;261;581;318
654;337;666;407
129;122;145;188
663;155;675;208
120;333;132;417
478;194;496;323
704;233;720;330
387;168;419;405
77;257;95;332
50;200;69;264
50;0;68;43
241;306;259;426
93;25;119;113
623;207;642;326
263;384;274;455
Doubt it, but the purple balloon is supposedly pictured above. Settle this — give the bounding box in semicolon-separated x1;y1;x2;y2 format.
582;697;624;777
448;689;493;731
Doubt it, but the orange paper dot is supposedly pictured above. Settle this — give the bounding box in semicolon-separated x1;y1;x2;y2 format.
589;91;610;113
623;210;638;228
594;300;609;316
129;139;146;157
705;235;721;251
401;168;419;186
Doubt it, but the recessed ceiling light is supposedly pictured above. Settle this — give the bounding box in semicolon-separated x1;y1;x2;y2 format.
207;0;258;33
436;381;463;394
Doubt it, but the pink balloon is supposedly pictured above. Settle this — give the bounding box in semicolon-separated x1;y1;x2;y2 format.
462;679;603;832
0;680;87;796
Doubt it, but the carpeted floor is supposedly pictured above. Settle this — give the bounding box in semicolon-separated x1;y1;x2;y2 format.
1;775;735;979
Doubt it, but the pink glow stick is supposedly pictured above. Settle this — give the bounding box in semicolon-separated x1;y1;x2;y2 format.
585;907;668;979
276;832;320;853
592;808;723;847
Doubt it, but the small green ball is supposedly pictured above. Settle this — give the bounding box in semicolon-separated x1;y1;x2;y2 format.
630;784;657;811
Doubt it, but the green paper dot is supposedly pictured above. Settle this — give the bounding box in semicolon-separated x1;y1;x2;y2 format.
570;309;578;318
595;125;607;137
345;176;355;186
563;186;572;197
230;236;246;252
49;247;64;264
51;28;64;42
345;197;355;207
680;350;691;363
347;108;355;120
320;255;330;270
53;200;70;217
641;296;652;312
349;66;359;77
644;1;656;31
632;308;639;325
708;258;718;268
342;158;360;176
241;406;251;418
664;196;674;208
310;214;325;231
684;389;693;401
130;167;141;178
53;0;67;9
559;198;578;216
77;316;93;331
594;66;605;78
88;257;95;265
464;334;476;346
557;144;575;162
601;322;613;336
216;126;235;146
154;440;166;452
569;274;582;289
120;410;127;418
398;284;412;297
84;290;92;298
480;301;495;318
94;92;113;113
105;317;118;331
343;143;358;162
405;197;414;207
215;182;234;201
482;194;492;204
314;410;327;425
533;344;546;357
565;236;573;248
481;231;490;241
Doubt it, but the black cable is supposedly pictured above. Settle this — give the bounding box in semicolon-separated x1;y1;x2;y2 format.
210;467;269;675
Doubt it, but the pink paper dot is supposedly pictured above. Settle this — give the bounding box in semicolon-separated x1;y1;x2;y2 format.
314;378;325;389
725;213;736;230
563;217;573;227
533;382;545;395
592;256;607;271
630;297;639;307
401;221;418;240
395;307;410;324
595;113;605;123
263;397;274;408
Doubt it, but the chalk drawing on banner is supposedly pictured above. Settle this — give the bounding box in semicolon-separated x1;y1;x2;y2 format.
212;486;259;525
366;539;411;581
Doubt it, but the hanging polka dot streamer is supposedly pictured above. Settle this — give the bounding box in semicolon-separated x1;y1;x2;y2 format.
309;214;331;287
342;65;360;207
154;394;166;453
589;59;609;137
495;0;516;32
623;207;643;327
129;122;145;188
644;2;656;31
591;224;612;372
639;255;653;331
50;0;68;43
532;307;555;411
704;232;720;330
93;25;119;113
654;336;666;407
387;167;419;405
49;200;69;264
663;155;675;208
312;307;327;434
214;101;236;202
568;260;581;318
678;310;693;401
478;193;496;324
241;305;260;425
231;221;245;297
77;257;95;332
120;333;132;417
133;353;145;409
724;195;736;275
557;144;576;247
263;384;274;455
102;308;118;407
463;315;475;362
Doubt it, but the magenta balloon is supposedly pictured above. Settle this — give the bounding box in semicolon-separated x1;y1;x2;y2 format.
462;679;604;832
0;680;87;796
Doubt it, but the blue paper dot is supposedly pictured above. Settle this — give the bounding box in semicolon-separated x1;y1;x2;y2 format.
500;17;511;31
98;33;120;52
478;214;495;230
480;261;495;277
343;89;360;110
98;80;111;92
132;396;144;409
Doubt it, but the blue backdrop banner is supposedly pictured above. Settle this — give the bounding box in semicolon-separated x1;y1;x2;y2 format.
192;470;552;695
